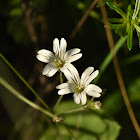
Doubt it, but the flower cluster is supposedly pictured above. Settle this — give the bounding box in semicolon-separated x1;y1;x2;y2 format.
37;38;102;105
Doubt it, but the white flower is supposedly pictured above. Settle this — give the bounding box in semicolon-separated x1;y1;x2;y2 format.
36;38;82;77
132;0;140;32
56;66;102;105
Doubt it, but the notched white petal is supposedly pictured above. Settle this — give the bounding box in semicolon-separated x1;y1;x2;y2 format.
46;67;58;77
36;55;53;63
81;92;87;105
53;38;59;54
86;84;102;93
59;38;67;59
37;49;54;57
73;93;80;104
64;48;81;59
66;53;82;63
86;91;101;98
85;70;99;86
81;67;94;85
62;64;80;84
42;64;58;76
56;83;71;89
58;88;72;95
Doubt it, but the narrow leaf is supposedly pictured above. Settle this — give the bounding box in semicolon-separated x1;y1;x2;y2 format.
106;2;127;18
110;24;121;30
109;18;123;23
127;26;133;50
115;24;126;35
136;29;140;46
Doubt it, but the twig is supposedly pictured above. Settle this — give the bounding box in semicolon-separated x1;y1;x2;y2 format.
98;0;140;138
69;0;98;40
21;0;38;48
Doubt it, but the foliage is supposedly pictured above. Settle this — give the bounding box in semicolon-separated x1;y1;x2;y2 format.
0;0;140;140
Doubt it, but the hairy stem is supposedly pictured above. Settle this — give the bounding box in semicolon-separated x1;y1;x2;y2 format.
53;72;64;110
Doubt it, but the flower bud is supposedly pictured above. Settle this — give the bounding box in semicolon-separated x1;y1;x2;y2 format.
88;101;102;110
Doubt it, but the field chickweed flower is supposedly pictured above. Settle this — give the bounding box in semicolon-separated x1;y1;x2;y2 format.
56;66;102;105
36;38;82;77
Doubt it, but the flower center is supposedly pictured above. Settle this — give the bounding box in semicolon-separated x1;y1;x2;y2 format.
54;58;64;68
75;85;84;93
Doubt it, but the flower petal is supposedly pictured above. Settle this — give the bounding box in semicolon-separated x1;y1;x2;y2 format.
62;63;80;84
85;84;102;93
37;49;54;57
66;53;82;63
81;67;94;85
81;92;87;105
73;93;80;104
53;38;59;54
46;67;58;77
42;64;58;76
58;88;73;95
85;70;99;86
36;49;54;63
59;38;67;59
86;90;101;98
64;48;81;59
56;83;70;89
36;55;53;63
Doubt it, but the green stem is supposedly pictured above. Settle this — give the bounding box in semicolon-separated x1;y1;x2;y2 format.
53;95;63;110
0;53;50;110
53;72;64;110
60;72;63;83
94;36;127;83
0;77;54;118
58;105;88;115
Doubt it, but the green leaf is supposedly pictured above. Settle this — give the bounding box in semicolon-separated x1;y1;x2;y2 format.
109;18;123;23
106;2;127;18
100;120;121;140
54;101;121;139
129;78;140;103
136;26;140;46
127;25;133;50
110;24;121;30
64;113;106;135
115;24;126;35
102;90;124;115
126;53;140;64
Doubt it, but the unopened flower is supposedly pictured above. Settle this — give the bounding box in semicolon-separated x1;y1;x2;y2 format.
36;38;82;77
88;101;102;110
56;66;102;105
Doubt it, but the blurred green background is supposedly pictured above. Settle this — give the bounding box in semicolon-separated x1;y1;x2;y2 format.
0;0;140;139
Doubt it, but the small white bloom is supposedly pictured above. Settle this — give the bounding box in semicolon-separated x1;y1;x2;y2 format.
36;38;82;77
56;66;102;105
